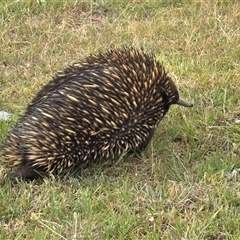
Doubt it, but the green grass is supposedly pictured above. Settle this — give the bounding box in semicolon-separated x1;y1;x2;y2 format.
1;0;240;239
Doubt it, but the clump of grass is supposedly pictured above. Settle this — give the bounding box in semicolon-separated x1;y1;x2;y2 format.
1;0;240;239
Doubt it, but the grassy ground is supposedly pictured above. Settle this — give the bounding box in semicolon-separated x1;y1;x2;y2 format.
1;0;240;239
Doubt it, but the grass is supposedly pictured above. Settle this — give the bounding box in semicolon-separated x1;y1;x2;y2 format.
1;0;240;239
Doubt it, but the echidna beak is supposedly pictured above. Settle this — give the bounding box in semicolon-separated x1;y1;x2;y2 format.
176;98;193;107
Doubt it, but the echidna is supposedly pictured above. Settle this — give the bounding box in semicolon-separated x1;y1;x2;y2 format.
3;47;193;180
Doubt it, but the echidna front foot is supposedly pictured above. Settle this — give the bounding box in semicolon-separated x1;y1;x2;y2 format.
136;128;155;153
11;165;42;181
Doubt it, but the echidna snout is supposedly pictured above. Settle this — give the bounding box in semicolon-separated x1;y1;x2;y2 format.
3;47;193;181
176;98;193;107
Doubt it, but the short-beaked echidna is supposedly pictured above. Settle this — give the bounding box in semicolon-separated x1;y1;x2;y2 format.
3;47;193;180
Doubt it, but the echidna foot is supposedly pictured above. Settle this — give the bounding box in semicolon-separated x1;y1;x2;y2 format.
11;165;42;181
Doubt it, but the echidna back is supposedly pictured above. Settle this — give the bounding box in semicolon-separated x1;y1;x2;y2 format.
4;48;180;179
